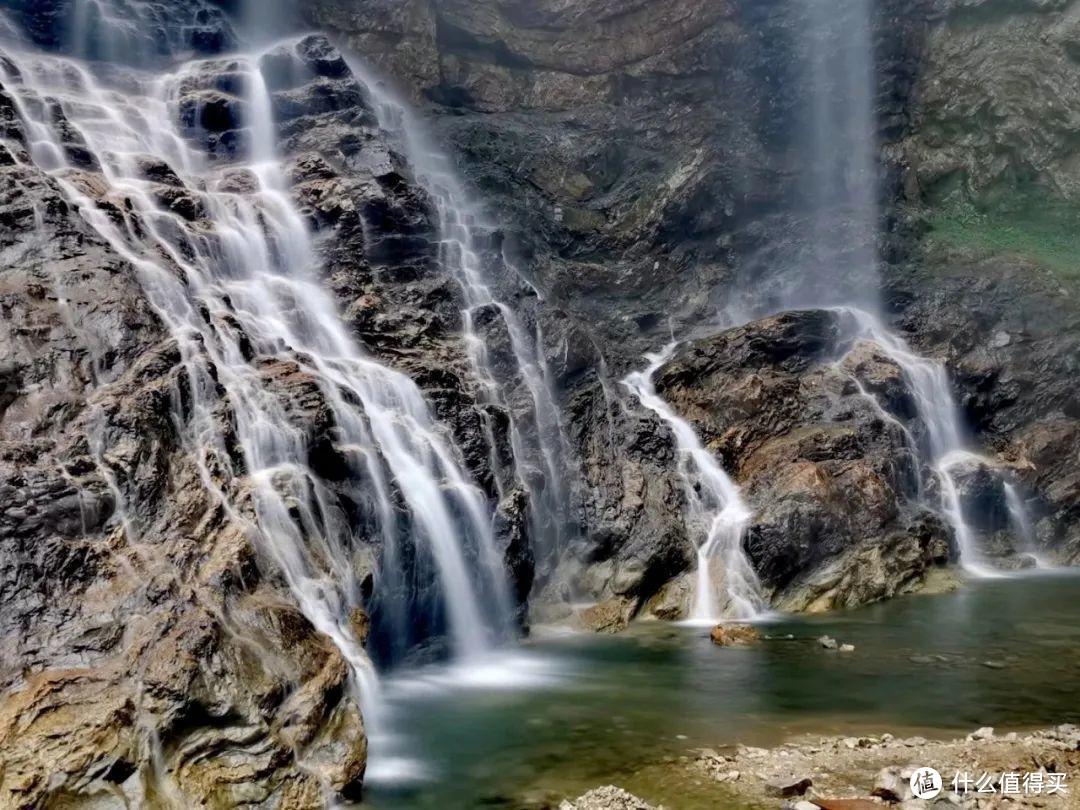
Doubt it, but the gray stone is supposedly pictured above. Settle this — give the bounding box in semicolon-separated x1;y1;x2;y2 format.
873;766;911;802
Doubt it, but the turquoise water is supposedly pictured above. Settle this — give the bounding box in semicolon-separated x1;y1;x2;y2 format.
364;572;1080;808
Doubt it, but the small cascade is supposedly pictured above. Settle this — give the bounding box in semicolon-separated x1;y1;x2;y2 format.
765;2;1007;577
622;347;765;623
64;0;236;65
0;25;514;769
1004;481;1047;566
340;55;578;575
836;309;1002;576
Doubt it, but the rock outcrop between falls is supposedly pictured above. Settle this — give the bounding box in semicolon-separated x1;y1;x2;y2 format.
651;309;955;613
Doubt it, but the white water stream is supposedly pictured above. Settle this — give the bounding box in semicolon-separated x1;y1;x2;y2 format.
622;347;765;622
623;0;1037;610
341;56;578;576
0;14;517;783
837;309;1002;576
783;2;1032;577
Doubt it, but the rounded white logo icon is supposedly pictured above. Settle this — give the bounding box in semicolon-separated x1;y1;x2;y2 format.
911;767;943;799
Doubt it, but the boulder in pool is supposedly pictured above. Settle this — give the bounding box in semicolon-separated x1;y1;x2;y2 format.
710;624;761;646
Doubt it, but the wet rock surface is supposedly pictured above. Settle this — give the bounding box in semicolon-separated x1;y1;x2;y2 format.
298;0;1080;613
305;0;1080;614
887;247;1080;564
653;310;953;610
2;0;1080;803
0;30;513;808
330;0;933;343
710;624;760;647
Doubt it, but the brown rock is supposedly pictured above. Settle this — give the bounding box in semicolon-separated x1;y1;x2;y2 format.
709;624;761;646
579;597;637;634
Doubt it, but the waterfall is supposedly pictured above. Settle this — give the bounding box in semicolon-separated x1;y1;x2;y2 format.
0;21;514;774
1004;481;1047;566
622;348;765;622
64;0;236;65
789;2;1007;576
835;309;999;575
339;55;578;578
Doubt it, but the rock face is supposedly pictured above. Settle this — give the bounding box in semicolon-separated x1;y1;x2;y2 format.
0;22;522;806
300;0;1079;599
903;0;1080;201
2;0;1079;802
0;129;366;810
301;0;931;351
654;310;952;610
891;0;1080;562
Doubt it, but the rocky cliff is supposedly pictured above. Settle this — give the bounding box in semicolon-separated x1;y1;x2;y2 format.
301;0;1079;611
895;0;1080;562
0;15;517;805
1;0;1078;805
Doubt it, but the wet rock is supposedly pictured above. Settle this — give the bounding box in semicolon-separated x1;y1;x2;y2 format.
710;624;761;646
153;184;207;221
819;636;839;650
765;775;813;798
645;575;692;621
941;456;1010;537
0;33;510;806
839;643;855;653
579;597;637;634
299;0;1080;615
653;310;951;610
495;487;536;618
134;155;184;186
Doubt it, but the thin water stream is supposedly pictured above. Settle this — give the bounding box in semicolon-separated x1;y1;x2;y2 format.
622;346;765;623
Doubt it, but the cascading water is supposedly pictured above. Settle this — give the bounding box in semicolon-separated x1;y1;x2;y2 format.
0;4;515;781
340;56;578;578
622;348;765;622
778;1;1024;576
64;0;237;64
836;309;1000;575
1004;481;1047;566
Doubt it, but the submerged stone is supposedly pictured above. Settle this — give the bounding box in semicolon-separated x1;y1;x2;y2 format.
710;624;761;646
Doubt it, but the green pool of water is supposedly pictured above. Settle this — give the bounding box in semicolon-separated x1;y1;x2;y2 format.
364;571;1080;808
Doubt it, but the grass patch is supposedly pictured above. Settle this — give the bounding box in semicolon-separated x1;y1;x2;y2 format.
926;195;1080;282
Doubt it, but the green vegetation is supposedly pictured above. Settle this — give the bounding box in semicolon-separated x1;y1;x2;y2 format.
927;194;1080;282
